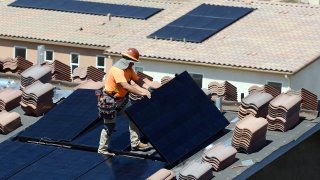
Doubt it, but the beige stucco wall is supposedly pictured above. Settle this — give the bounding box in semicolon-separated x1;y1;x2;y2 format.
308;0;320;5
291;57;320;97
0;39;110;74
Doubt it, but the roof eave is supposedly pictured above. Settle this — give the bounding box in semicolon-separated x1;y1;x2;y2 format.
0;34;108;50
104;51;294;75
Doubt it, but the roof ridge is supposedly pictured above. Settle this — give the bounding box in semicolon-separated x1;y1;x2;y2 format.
229;0;320;9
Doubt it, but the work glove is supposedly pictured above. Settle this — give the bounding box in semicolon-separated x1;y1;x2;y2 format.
147;86;156;93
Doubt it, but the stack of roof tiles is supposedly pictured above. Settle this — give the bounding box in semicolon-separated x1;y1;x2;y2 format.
286;88;318;111
0;58;18;73
20;81;54;116
72;66;105;82
232;115;268;153
238;92;273;120
46;60;72;82
0;88;22;111
248;84;281;98
208;81;237;101
202;143;237;171
20;65;52;89
137;71;153;81
161;76;173;85
0;110;21;134
74;79;104;90
87;66;105;82
147;168;176;180
179;161;212;180
267;93;301;132
0;56;33;74
72;67;88;82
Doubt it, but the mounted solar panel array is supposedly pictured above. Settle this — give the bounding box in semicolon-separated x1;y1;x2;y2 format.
17;89;99;142
148;4;254;43
0;141;56;179
9;0;162;19
0;141;165;179
126;71;230;165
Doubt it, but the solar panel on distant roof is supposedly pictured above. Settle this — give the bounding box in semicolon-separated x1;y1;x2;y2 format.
125;71;230;165
17;89;99;142
9;0;162;20
148;4;254;43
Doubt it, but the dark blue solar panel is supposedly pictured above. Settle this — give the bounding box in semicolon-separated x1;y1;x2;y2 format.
78;156;165;179
10;148;105;179
169;15;234;30
18;89;99;142
0;141;56;179
9;0;162;20
72;114;130;151
148;26;216;43
188;4;254;19
148;3;254;43
125;71;229;165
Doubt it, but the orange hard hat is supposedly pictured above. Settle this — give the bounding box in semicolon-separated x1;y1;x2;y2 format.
121;48;139;62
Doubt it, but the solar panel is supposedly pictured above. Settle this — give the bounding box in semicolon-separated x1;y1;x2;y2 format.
18;89;99;142
148;4;254;43
0;141;56;179
9;0;162;20
72;114;130;151
10;148;105;179
125;71;229;165
78;156;166;179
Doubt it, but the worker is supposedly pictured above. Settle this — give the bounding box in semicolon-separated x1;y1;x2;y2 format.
97;48;156;156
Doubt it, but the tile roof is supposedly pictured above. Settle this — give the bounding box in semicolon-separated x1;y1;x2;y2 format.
1;0;320;73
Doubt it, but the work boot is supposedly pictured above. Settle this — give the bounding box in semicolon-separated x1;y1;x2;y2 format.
98;150;115;156
131;142;151;151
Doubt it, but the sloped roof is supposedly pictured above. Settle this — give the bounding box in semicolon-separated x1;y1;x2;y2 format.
0;0;320;73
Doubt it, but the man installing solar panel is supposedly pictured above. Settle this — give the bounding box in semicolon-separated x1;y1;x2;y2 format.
96;48;158;156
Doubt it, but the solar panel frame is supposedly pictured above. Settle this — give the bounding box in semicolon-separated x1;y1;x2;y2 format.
9;0;163;20
125;71;230;165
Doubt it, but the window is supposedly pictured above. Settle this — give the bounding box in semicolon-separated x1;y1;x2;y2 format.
267;81;282;92
14;46;27;59
70;53;80;73
134;66;143;73
45;50;54;62
96;56;105;71
189;73;203;88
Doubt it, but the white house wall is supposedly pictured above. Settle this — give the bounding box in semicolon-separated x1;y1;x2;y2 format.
291;57;320;98
137;59;290;101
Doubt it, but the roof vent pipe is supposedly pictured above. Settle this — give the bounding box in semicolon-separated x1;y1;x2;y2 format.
215;96;222;111
37;45;45;65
